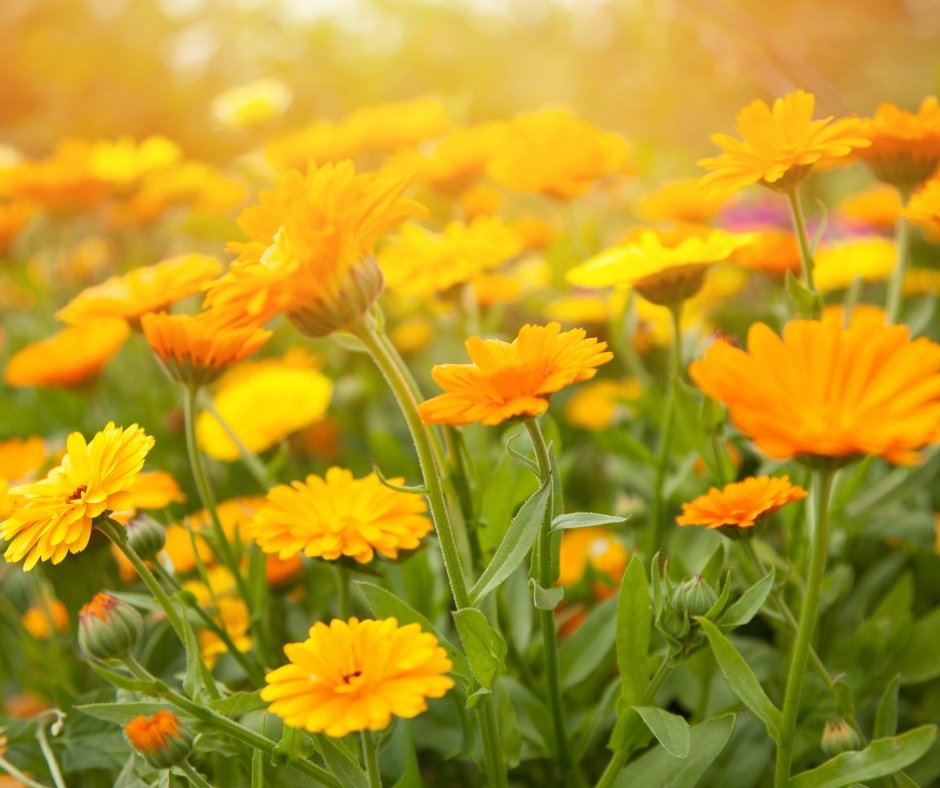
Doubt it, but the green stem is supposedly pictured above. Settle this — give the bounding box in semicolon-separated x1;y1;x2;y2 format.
786;185;817;294
121;656;340;788
335;565;351;619
774;469;835;788
178;761;212;788
34;712;66;788
361;731;381;788
885;193;912;324
668;303;683;380
0;757;50;788
523;418;572;778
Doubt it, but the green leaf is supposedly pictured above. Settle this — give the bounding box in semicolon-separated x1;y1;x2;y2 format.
785;269;823;318
314;734;369;788
845;446;940;519
874;674;901;738
209;691;267;718
560;596;617;689
704;570;733;620
789;725;937;788
529;577;564;610
390;725;423;788
632;707;691;758
76;702;180;726
898;608;940;685
465;687;490;709
612;713;736;787
551;512;628;531
721;569;775;630
700;542;726;588
469;479;551;604
452;608;507;690
617;556;651;707
358;581;471;686
696;617;781;739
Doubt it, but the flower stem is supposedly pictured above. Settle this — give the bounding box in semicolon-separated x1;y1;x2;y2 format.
200;394;274;489
523;418;572;778
178;761;213;788
361;731;381;788
0;757;50;788
785;186;817;293
34;711;66;788
335;565;351;619
885;191;912;324
774;468;835;788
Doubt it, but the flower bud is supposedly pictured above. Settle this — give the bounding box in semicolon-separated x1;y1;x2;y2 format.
672;575;718;619
125;515;166;561
78;592;143;660
820;718;862;757
288;256;384;338
125;710;194;769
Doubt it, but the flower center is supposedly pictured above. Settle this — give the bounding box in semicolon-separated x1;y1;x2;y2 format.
67;484;88;502
342;670;362;684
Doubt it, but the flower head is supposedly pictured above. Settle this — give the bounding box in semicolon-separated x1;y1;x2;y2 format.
204;160;426;336
419;322;613;426
731;228;802;277
905;177;940;238
837;185;901;232
78;592;144;659
699;90;869;196
814;237;896;293
418;123;506;192
2;423;154;569
557;527;628;598
211;79;292;129
125;711;194;769
262;617;454;737
249;467;432;563
21;599;68;640
57;254;221;326
677;475;807;530
141;311;271;387
637;178;729;224
689;316;940;465
854;97;940;188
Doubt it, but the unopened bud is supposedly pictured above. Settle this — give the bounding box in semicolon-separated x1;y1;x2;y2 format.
125;710;194;769
673;575;718;619
821;718;862;757
78;592;143;660
126;515;166;561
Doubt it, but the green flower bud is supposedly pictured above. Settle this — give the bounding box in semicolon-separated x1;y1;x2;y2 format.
78;592;143;660
126;515;166;561
672;575;718;619
125;710;194;769
820;718;862;757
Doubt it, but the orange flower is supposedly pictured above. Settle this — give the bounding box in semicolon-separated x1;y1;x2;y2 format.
57;254;221;326
0;201;34;253
6;140;108;212
141;311;271;387
4;318;129;388
21;599;69;640
837;185;901;232
905;177;940;237
637;178;729;224
699;91;869;196
557;527;628;598
689;316;940;465
262;617;454;737
854;97;940;188
419;322;613;426
677;475;807;529
124;711;193;769
731;228;802;276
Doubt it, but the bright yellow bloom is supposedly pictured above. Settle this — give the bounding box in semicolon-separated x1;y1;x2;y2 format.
141;311;272;387
420;322;612;426
197;597;252;668
567;229;755;305
699;91;869;196
543;295;612;325
419;123;506;192
637;178;729;224
161;524;213;575
390;315;435;355
487;109;630;198
557;527;628;598
21;600;68;640
57;253;221;326
89;136;181;187
126;471;186;510
196;352;332;460
837;185;901;232
2;423;154;570
6;140;108;212
511;216;556;250
262;617;454;737
204;160;426;335
854;97;940;188
0;200;34;253
344;97;449;153
677;475;807;529
0;438;47;484
380;217;522;298
250;468;432;563
731;228;802;277
904;267;940;296
906;177;940;237
127;161;247;223
814;237;896;293
265;121;361;172
211;79;292;129
565;379;642;430
689;316;940;464
4;318;130;388
458;184;505;220
821;304;888;330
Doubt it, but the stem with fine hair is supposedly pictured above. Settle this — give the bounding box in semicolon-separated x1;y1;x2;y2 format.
785;185;818;294
885;190;912;324
523;417;572;777
774;468;835;788
361;731;381;788
178;761;213;788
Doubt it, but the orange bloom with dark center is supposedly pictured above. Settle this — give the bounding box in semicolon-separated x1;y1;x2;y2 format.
677;475;807;529
854;97;940;188
689;315;940;464
419;322;613;426
141;311;271;387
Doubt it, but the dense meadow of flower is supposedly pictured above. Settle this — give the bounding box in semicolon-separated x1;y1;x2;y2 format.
1;3;940;787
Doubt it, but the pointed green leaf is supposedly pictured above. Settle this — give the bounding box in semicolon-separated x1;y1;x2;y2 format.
453;608;507;690
632;707;691;759
785;269;823;319
551;512;628;531
560;596;617;689
874;674;901;739
617;556;651;707
314;734;369;788
209;691;267;718
721;568;775;630
529;577;565;610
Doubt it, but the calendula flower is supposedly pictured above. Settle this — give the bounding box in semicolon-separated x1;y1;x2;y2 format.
89;136;180;188
204;160;426;336
198;597;252;668
1;423;154;570
4;318;130;388
567;229;755;305
159;525;213;576
854;97;940;189
677;475;807;529
565;378;642;430
557;527;628;598
141;311;271;387
419;322;612;426
487;108;630;198
265;121;361;171
127;161;247;223
511;216;556;250
185;496;267;547
380;217;522;298
21;600;68;640
211;79;292;129
57;253;221;326
0;437;47;484
905;267;940;295
6;140;108;212
689;316;940;465
905;177;940;237
196;352;332;460
125;711;194;770
390;315;435;355
249;467;432;563
821;304;887;329
837;185;901;232
419;123;506;193
344;97;449;153
731;228;802;277
814;237;896;293
126;471;186;510
637;178;729;224
458;184;505;220
0;200;34;253
266;553;304;588
262;617;454;737
699;90;869;196
78;592;143;659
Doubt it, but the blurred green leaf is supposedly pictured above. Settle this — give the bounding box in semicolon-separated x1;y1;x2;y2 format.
617;556;651;707
209;691;266;718
528;578;564;611
721;568;774;630
560;596;617;689
899;608;940;685
453;608;506;690
874;674;901;738
632;707;691;758
785;269;824;319
313;734;369;788
551;512;628;531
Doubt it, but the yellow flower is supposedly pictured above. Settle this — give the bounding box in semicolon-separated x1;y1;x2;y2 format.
57;253;222;326
0;437;47;484
2;423;154;570
854;97;940;188
21;600;68;640
344;97;449;153
557;527;628;598
390;315;435;355
904;267;940;296
677;475;807;529
126;471;186;510
487;109;630;198
265;121;361;172
419;322;612;426
127;161;247;223
511;216;556;250
380;217;522;299
419;123;506;193
198;597;253;668
196;353;332;460
160;524;213;575
4;318;130;388
262;617;454;737
565;379;642;430
637;178;729;224
458;184;505;220
814;237;896;293
184;496;267;546
0;200;35;253
821;304;887;329
249;467;432;563
204;160;426;336
211;79;292;129
567;229;754;305
699;90;869;196
905;177;940;238
89;135;181;187
731;228;802;277
141;311;272;387
6;139;108;212
837;185;901;232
